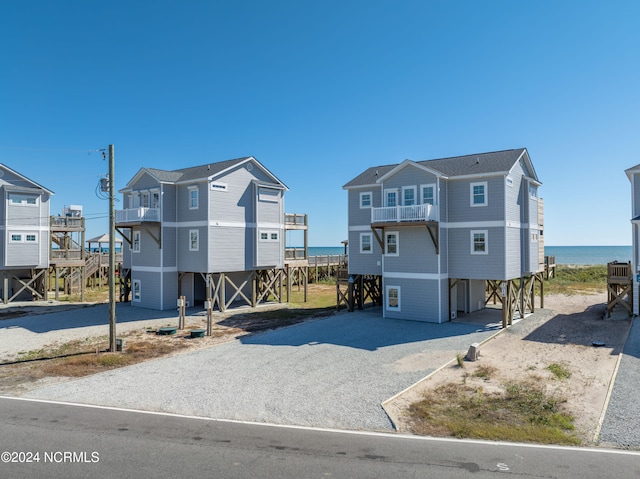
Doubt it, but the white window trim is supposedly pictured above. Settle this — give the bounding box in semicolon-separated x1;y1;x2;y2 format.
470;181;488;207
8;193;39;207
188;185;199;209
402;186;416;206
132;231;141;253
529;185;538;200
360;232;372;254
471;230;488;255
9;233;23;243
150;189;160;208
385;231;399;256
384;189;398;207
132;280;141;302
420;183;436;205
359;191;372;209
259;230;279;242
189;229;199;251
210;181;228;192
386;285;401;312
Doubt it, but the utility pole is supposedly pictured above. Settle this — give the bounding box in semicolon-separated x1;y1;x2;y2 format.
108;144;117;353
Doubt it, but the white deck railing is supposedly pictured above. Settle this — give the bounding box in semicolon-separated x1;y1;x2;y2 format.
371;204;438;223
115;207;160;223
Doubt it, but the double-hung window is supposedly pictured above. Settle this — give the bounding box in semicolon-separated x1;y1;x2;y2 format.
132;280;141;302
385;231;399;256
421;184;435;205
360;233;372;253
360;192;372;209
470;182;487;207
402;186;416;206
189;230;199;251
132;231;141;252
188;186;199;209
386;286;401;311
471;230;488;254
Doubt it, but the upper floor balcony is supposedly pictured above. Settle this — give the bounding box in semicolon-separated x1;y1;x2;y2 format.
371;204;438;224
115;207;160;226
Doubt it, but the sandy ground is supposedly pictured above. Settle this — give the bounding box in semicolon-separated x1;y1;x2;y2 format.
383;293;633;444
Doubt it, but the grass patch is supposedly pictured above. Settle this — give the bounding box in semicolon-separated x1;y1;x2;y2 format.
407;380;579;445
472;364;497;380
547;363;572;380
542;265;607;295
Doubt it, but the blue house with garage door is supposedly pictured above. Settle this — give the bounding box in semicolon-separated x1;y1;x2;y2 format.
343;148;543;323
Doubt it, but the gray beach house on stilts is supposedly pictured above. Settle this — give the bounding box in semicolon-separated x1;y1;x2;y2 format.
116;157;292;311
343;148;544;323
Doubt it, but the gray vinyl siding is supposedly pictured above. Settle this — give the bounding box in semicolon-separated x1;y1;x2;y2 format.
162;184;176;222
131;228;162;268
177;182;208;223
161;271;178;310
122;236;131;269
130;172;160;190
439;226;448;274
383;227;438;274
505;163;525;223
177;226;208;272
131;270;162;310
440;278;452;321
383;278;443;322
381;165;439;204
633;174;640;217
163;226;177;268
209;225;251;272
347;229;382;275
5;239;40;266
256;186;284;267
505;226;522;279
347;187;379;226
3;191;50;268
439;181;447;222
447;227;506;280
447;176;505;223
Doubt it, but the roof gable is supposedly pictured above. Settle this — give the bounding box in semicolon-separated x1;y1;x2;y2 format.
0;163;54;195
376;160;444;183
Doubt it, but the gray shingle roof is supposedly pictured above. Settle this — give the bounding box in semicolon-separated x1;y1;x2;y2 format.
145;157;252;183
343;148;530;188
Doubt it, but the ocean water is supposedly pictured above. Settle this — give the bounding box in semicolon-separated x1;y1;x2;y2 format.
544;246;632;266
307;245;633;265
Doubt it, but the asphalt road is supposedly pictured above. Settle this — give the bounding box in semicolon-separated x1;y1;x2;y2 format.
1;397;639;479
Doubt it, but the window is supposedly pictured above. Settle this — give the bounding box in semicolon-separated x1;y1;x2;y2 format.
421;184;435;205
402;186;416;206
529;185;538;199
188;186;199;209
386;286;401;311
531;232;538;241
360;192;372;208
132;231;141;252
360;233;372;253
210;182;228;191
506;176;513;188
10;234;22;242
470;182;487;207
259;231;279;242
385;190;398;207
132;280;141;302
8;194;38;206
141;191;150;208
385;231;399;256
151;191;160;208
189;230;199;251
471;230;488;254
26;234;37;242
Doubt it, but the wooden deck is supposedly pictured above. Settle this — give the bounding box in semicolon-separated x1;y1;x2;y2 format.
607;261;632;317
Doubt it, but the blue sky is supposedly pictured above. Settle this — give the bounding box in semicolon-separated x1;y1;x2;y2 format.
1;0;638;246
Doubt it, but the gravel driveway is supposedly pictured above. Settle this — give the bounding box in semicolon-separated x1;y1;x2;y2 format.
25;310;498;431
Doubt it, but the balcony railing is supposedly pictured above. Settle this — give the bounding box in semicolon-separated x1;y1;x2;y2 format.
371;204;437;223
115;207;160;224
